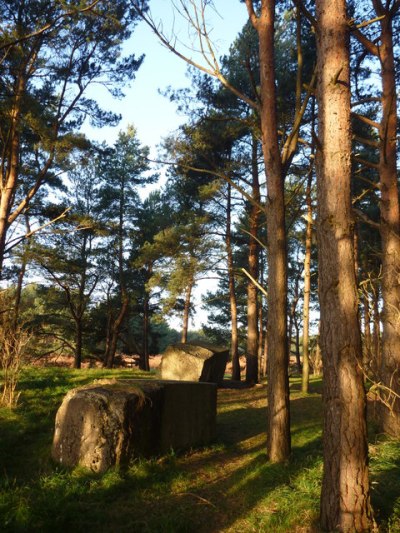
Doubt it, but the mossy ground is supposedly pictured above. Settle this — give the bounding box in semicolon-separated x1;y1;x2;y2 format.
0;368;399;532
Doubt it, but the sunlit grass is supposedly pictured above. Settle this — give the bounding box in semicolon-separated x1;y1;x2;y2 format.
0;370;399;531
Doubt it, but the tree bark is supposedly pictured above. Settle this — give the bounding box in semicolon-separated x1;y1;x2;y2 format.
245;0;290;462
362;290;372;369
375;6;400;437
302;167;313;393
141;292;150;371
315;1;374;530
140;263;152;371
288;272;300;372
226;183;240;381
246;135;260;384
372;285;381;373
74;320;83;369
0;73;25;277
104;292;129;369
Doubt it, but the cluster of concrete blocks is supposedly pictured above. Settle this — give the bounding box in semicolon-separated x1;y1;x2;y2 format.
52;343;228;472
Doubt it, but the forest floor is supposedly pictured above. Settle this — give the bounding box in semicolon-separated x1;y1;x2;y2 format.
0;367;400;532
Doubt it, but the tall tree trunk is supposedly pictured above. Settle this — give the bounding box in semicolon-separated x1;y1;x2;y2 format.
375;6;400;436
372;285;381;373
13;215;31;331
181;280;193;343
363;290;372;369
246;135;260;384
141;293;150;371
302;166;313;393
226;183;240;380
258;294;264;381
288;273;300;372
245;0;290;462
315;1;374;530
140;264;152;371
0;75;24;278
294;318;301;374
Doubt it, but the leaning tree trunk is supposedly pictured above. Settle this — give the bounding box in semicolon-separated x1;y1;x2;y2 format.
245;0;290;462
376;8;400;437
246;135;260;384
315;1;374;530
104;292;129;369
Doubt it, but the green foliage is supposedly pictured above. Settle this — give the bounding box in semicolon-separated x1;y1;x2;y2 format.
0;1;148;273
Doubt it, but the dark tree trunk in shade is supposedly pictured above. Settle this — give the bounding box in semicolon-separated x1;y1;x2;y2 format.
181;281;193;344
245;135;260;384
226;183;240;381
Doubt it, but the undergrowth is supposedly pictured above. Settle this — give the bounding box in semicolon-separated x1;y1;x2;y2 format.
0;368;399;532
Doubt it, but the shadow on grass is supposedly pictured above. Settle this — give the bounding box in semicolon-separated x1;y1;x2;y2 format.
0;375;324;533
0;434;324;533
3;372;396;532
369;439;400;529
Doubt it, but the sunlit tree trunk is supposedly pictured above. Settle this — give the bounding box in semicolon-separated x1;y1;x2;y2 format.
245;0;290;462
315;1;374;529
375;5;400;436
0;74;25;278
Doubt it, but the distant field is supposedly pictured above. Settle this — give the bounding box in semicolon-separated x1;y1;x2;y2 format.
0;368;399;532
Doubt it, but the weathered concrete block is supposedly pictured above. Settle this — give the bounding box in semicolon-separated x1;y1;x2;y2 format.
52;379;216;473
160;343;228;384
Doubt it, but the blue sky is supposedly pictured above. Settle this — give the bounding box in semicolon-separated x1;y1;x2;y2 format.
84;1;250;330
84;1;248;155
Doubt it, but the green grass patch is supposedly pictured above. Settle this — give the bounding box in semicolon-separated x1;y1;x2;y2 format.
0;370;399;532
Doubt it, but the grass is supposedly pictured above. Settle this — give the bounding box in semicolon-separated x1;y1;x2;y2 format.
0;368;399;532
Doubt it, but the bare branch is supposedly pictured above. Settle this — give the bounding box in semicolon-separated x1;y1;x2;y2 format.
354;155;379;170
350;27;379;57
351;112;380;130
4;208;71;254
351;97;382;107
241;267;268;296
353;134;380;149
281;68;317;172
131;1;258;111
353;207;380;229
148;157;265;211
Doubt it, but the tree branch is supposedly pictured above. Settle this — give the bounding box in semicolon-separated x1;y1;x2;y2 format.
0;0;102;52
131;1;259;111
